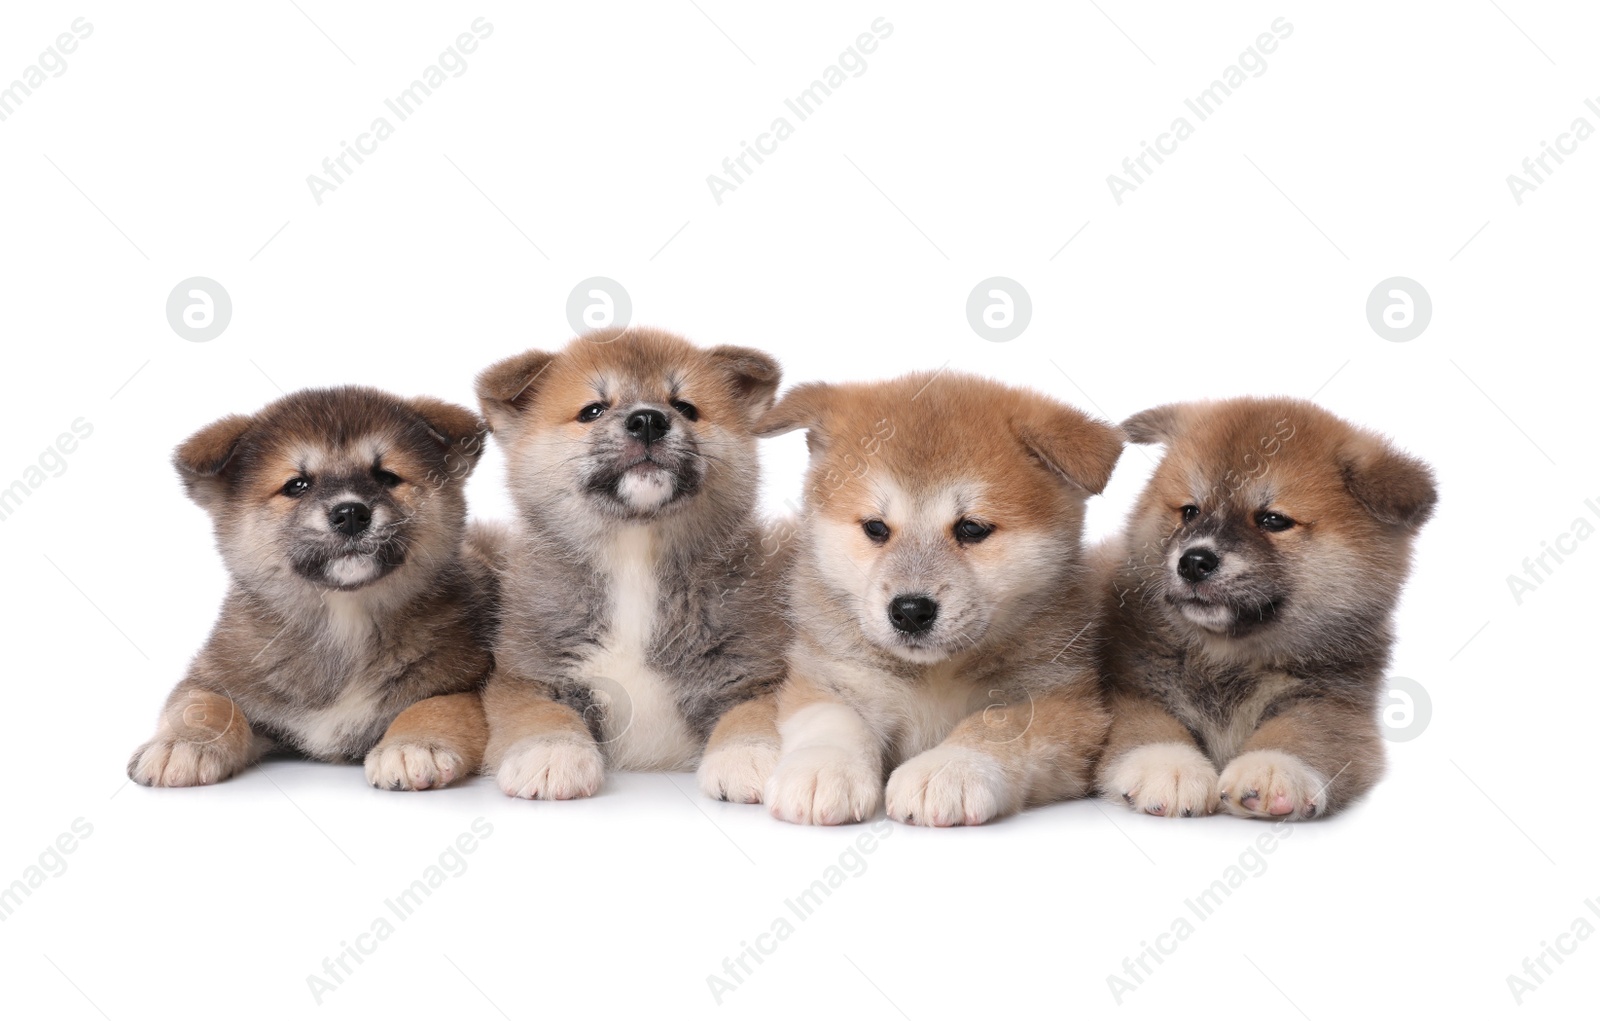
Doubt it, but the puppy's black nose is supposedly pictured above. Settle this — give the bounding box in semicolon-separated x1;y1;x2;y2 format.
329;502;372;538
1178;547;1220;582
888;595;939;635
626;408;670;445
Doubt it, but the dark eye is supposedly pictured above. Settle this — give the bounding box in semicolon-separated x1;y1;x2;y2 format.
1257;511;1294;532
954;519;994;544
282;477;311;498
671;400;699;421
373;467;402;488
1180;505;1200;523
862;519;890;542
578;402;607;423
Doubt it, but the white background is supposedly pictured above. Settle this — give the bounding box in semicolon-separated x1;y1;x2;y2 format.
1;3;1595;1018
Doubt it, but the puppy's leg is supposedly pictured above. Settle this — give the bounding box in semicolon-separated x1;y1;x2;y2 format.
765;679;882;825
1220;699;1383;820
483;671;604;800
886;679;1110;826
128;688;262;787
364;692;488;791
697;692;779;803
1097;692;1219;818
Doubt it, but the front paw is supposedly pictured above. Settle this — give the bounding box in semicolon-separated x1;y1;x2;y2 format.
495;736;604;800
127;738;243;787
697;739;779;803
1101;742;1220;818
1218;749;1326;820
765;748;880;825
886;745;1016;826
365;741;466;791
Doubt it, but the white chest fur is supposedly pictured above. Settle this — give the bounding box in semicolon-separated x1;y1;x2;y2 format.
580;526;700;771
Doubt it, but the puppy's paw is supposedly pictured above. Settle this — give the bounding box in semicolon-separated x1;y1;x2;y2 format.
1218;749;1327;820
1102;742;1219;818
364;741;465;791
495;736;604;800
886;744;1016;827
127;738;243;787
697;739;779;804
764;748;880;825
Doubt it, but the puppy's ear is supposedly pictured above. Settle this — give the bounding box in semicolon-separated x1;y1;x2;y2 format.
173;414;253;508
408;396;489;474
1343;440;1437;530
706;346;782;425
755;381;834;445
1121;403;1192;445
1015;403;1124;496
475;350;556;433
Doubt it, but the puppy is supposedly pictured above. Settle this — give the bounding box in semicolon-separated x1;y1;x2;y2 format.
473;326;791;800
755;372;1122;826
128;387;496;790
1095;397;1436;820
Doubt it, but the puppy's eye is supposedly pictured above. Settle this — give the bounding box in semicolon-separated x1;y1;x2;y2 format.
670;399;699;421
954;519;994;544
577;402;607;423
1257;511;1295;532
282;477;311;498
373;468;402;488
862;519;891;543
1180;505;1200;523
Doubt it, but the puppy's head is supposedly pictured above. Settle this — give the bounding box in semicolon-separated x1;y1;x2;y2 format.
476;327;779;528
1121;397;1436;647
761;372;1122;664
176;387;486;594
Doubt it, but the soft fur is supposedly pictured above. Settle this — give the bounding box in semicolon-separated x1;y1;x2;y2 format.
1095;397;1436;819
128;387;497;789
474;326;792;799
757;372;1122;826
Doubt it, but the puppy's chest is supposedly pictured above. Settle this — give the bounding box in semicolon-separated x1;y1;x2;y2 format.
577;531;699;771
1162;659;1301;763
824;656;977;763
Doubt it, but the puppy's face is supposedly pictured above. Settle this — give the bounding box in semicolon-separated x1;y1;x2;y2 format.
175;388;485;595
760;374;1123;664
1122;398;1436;645
477;328;780;526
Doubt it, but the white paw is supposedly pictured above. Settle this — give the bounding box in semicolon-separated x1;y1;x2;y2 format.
1218;749;1327;820
886;745;1016;827
764;748;880;825
127;738;242;787
1102;742;1220;818
697;739;779;804
364;741;465;791
495;736;604;800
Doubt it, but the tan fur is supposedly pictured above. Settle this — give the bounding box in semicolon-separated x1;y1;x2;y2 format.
364;692;488;791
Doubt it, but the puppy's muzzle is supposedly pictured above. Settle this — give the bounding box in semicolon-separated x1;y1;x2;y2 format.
1177;546;1220;583
328;501;373;538
888;594;939;635
625;407;670;446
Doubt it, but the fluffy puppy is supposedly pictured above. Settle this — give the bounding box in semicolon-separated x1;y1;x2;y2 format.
474;327;791;800
755;372;1122;826
128;387;496;790
1095;397;1436;820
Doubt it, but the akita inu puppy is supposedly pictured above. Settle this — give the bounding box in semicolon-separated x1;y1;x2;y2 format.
755;372;1123;826
128;387;497;789
474;327;791;800
1096;397;1436;820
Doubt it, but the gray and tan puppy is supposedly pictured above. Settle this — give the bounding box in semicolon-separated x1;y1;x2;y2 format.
1096;397;1436;820
474;327;791;800
755;372;1123;826
128;387;496;790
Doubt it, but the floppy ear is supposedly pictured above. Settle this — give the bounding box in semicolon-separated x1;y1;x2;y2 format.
1121;403;1192;445
1343;440;1437;530
475;350;556;433
1015;403;1125;496
408;396;489;475
705;345;781;425
173;413;253;508
755;381;835;448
